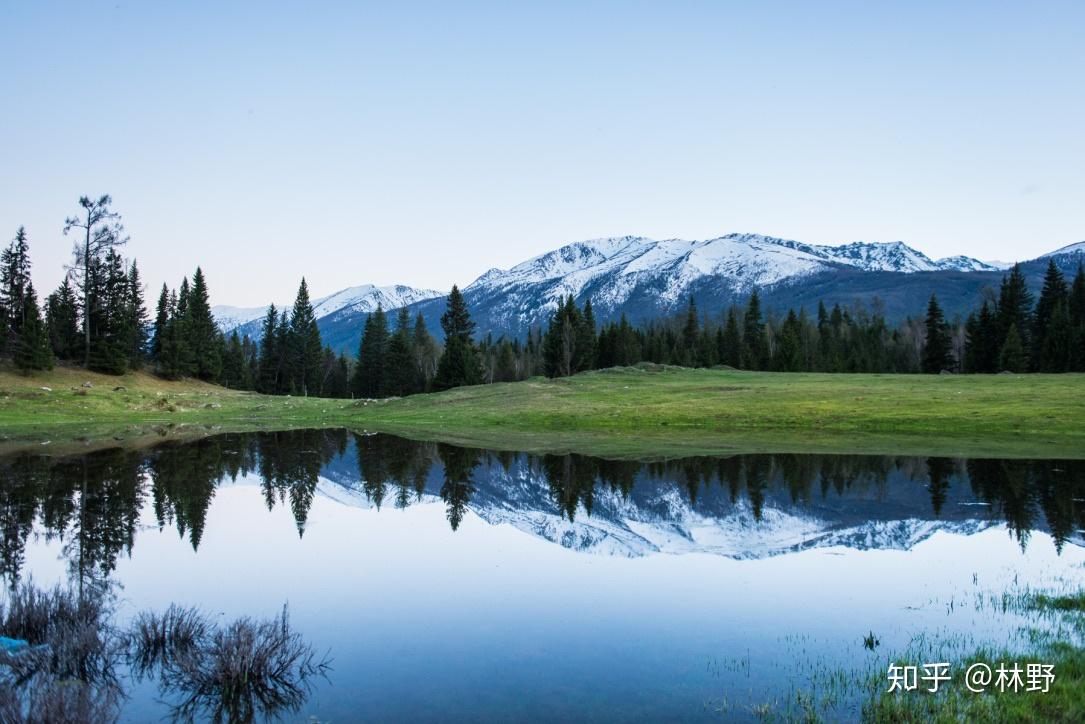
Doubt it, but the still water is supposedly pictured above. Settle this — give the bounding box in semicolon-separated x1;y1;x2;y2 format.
3;429;1084;721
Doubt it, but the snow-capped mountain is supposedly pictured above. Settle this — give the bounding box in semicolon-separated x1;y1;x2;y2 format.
1042;241;1085;258
213;283;441;333
312;447;1046;560
218;232;1073;352
466;233;995;308
399;233;997;337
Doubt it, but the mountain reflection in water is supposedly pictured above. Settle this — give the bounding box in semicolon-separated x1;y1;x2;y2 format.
1;429;1083;588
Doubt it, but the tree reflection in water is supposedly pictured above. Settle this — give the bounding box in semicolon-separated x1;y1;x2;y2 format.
0;429;1083;720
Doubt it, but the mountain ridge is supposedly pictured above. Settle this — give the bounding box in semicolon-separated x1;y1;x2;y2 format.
215;233;1081;353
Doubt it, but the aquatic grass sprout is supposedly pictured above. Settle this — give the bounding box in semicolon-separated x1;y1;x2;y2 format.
126;603;211;677
133;604;330;723
0;581;122;722
0;580;328;723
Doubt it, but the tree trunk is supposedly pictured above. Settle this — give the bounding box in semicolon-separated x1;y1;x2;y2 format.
83;220;91;368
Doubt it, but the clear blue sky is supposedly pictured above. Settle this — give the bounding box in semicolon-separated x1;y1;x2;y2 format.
2;1;1082;306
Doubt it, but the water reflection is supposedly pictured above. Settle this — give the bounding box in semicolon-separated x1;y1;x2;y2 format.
1;430;1083;588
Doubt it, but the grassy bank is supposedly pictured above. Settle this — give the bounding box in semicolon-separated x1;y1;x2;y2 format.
1;364;1084;458
860;590;1085;723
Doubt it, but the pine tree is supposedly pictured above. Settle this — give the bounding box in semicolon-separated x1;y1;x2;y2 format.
963;300;1000;373
999;323;1027;372
577;298;597;371
124;261;149;369
720;307;742;368
681;297;699;365
616;313;639;366
1040;300;1072;372
222;331;248;389
921;294;953;373
14;283;52;372
85;248;130;374
353;305;390;397
1071;263;1085;371
996;264;1033;367
544;296;585;377
156;291;189;379
288;278;323;396
774;309;804;371
63;195;127;367
433;285;482;390
0;227;32;355
151;284;170;361
1032;260;1069;371
742;291;768;369
257;305;280;393
184;268;222;382
384;307;417;397
410;312;438;390
45;277;80;360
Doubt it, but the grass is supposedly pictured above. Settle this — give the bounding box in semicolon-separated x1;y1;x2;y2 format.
0;580;327;723
1;362;1084;458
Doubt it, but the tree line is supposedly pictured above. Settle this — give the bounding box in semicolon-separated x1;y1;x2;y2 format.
4;194;1085;392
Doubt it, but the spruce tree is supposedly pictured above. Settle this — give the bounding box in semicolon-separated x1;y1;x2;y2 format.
384;307;417;397
1032;260;1069;371
999;323;1027;372
157;291;189;379
45;277;80;360
353;305;390;397
288;278;323;396
577;298;597;371
616;313;639;366
921;294;953;373
63;195;127;367
721;307;742;368
1040;300;1072;372
543;296;584;377
775;309;804;371
411;312;438;390
184;268;222;382
222;331;248;389
996;264;1033;366
0;227;32;354
14;283;52;372
964;302;999;373
433;285;482;390
742;291;768;370
1071;263;1085;371
257;305;280;393
151;284;170;361
124;261;149;369
681;297;699;364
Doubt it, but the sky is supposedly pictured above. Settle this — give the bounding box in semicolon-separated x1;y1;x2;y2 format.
2;1;1082;307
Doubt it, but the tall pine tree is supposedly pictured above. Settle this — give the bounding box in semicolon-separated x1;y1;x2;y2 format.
433;285;481;390
921;294;953;373
288;278;323;396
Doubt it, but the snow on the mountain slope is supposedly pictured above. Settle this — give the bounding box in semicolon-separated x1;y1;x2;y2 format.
213;284;441;331
1043;241;1085;257
312;284;441;319
934;255;1003;272
211;305;275;330
463;233;996;323
313;472;999;560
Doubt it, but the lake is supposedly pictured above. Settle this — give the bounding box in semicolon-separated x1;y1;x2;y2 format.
3;429;1084;721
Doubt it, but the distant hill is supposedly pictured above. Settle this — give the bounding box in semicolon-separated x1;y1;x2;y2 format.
215;233;1084;355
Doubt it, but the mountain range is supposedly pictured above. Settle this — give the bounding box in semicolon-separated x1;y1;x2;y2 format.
213;234;1084;354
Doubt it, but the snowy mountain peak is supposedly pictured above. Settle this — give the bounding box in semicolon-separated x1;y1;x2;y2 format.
213;283;441;332
1043;241;1085;257
462;233;996;328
